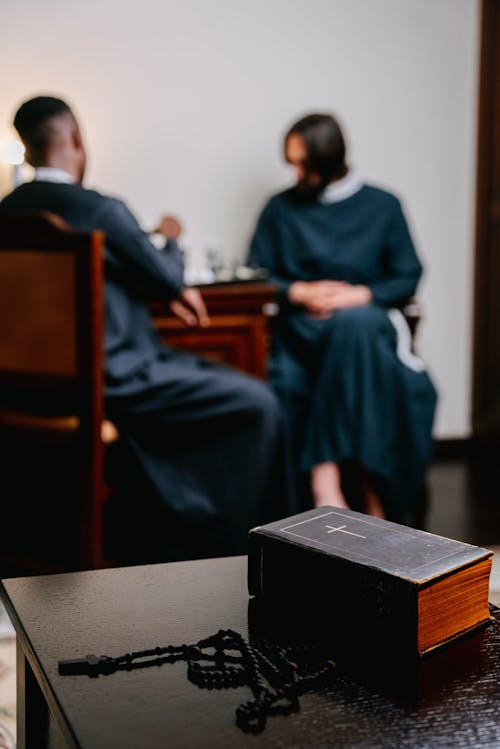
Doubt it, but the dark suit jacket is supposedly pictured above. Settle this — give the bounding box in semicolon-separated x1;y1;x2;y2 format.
0;180;184;386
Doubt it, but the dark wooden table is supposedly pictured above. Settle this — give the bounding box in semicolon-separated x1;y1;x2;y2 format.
149;282;278;378
1;556;499;749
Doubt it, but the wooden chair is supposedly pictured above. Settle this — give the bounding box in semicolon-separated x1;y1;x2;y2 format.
402;297;422;347
0;213;118;573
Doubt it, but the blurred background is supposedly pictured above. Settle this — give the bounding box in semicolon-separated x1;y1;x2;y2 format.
0;0;481;441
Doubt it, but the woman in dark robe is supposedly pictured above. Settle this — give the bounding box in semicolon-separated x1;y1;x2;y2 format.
248;113;438;526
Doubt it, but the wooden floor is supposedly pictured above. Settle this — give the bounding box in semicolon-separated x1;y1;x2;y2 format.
425;452;500;547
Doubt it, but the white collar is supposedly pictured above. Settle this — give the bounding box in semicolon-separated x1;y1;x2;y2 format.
319;171;363;204
33;167;75;184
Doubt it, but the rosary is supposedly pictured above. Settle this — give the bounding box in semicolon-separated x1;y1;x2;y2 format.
59;628;337;734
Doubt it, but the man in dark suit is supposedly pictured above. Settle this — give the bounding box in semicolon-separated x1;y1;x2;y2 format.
0;95;295;560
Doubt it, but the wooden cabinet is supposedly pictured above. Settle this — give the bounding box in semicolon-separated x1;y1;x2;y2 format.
149;282;278;379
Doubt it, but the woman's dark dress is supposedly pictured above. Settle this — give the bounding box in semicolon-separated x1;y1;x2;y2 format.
248;183;438;524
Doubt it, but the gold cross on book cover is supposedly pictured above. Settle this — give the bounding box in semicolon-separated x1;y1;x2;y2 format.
247;508;493;658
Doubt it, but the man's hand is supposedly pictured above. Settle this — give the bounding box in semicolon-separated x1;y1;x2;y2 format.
288;280;372;317
169;287;210;327
154;215;183;240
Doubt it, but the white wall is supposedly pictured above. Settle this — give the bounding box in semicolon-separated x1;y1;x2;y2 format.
0;0;479;438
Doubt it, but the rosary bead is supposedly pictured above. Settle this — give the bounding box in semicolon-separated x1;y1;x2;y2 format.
66;626;336;734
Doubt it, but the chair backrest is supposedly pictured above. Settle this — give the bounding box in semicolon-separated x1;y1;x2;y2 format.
402;298;422;349
0;213;106;570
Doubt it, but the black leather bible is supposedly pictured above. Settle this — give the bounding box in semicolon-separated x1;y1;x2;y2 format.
248;507;493;657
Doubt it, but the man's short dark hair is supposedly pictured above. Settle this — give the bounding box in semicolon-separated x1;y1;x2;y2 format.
13;96;72;162
285;113;348;187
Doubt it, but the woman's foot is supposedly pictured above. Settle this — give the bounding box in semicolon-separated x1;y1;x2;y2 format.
311;461;350;509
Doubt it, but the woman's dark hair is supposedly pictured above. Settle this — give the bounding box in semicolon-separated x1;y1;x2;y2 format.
13;96;72;162
285;113;348;187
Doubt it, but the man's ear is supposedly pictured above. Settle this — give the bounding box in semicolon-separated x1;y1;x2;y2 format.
72;128;83;150
23;147;35;167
